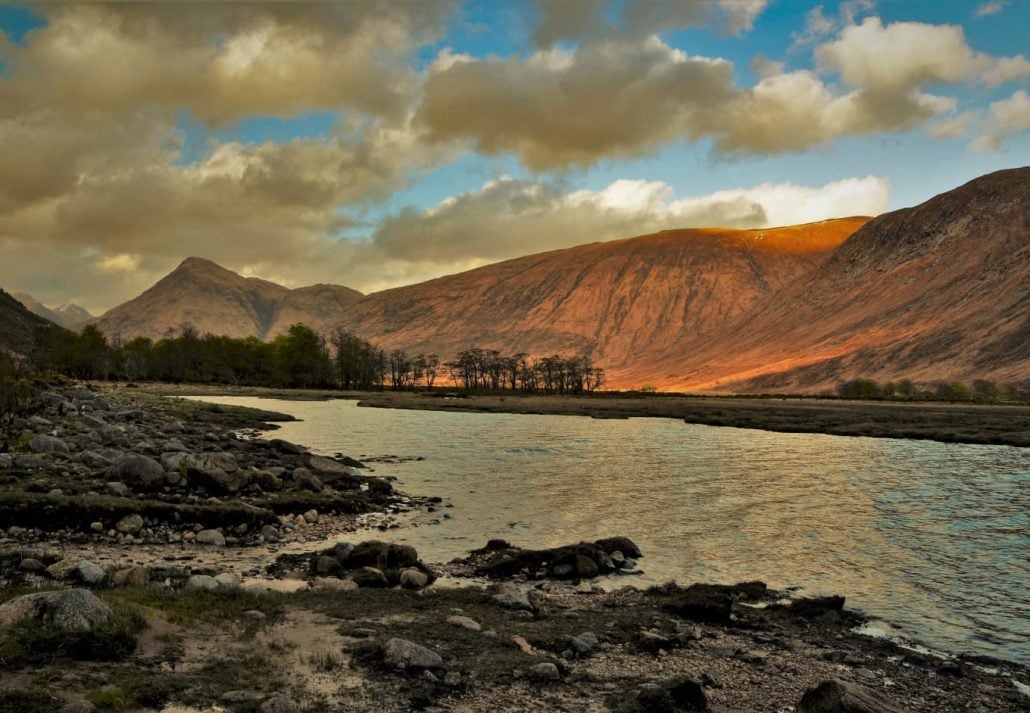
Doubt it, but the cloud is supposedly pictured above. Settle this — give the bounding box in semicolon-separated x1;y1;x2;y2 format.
362;175;889;271
974;1;1008;18
930;111;978;139
97;254;141;273
2;2;456;124
532;0;770;46
981;55;1030;88
971;89;1030;151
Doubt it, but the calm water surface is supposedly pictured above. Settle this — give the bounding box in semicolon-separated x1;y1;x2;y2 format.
196;397;1029;664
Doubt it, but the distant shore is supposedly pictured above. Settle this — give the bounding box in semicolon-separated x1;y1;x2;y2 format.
123;383;1030;447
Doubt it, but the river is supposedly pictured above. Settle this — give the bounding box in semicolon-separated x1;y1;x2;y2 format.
190;396;1030;665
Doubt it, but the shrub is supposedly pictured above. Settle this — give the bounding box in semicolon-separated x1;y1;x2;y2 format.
0;609;145;668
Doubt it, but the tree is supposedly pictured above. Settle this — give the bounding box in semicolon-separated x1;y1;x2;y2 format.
271;324;333;388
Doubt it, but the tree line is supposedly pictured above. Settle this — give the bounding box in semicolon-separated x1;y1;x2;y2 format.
19;322;603;394
836;377;1028;402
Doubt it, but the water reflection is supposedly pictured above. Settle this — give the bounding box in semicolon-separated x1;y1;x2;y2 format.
190;396;1030;664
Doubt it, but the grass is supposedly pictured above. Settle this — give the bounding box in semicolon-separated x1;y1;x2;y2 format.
102;587;286;627
0;690;62;713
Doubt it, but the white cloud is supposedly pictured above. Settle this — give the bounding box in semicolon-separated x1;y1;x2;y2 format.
972;89;1030;151
97;254;141;273
974;1;1008;18
930;111;978;139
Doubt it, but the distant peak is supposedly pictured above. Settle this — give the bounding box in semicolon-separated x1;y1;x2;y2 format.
178;256;224;270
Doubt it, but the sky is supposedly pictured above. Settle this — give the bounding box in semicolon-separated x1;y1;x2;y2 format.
0;0;1027;314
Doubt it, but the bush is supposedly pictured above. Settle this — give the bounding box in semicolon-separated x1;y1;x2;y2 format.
0;352;39;438
0;690;62;713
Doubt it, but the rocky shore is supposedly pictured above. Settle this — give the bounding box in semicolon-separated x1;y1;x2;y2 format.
0;384;1027;712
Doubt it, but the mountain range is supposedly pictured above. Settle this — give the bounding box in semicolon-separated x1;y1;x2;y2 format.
12;293;93;330
3;168;1027;392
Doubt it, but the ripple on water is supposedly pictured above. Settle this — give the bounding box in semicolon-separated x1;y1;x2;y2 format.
186;396;1030;665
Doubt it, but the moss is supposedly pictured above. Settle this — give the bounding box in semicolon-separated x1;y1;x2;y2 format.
0;609;146;668
87;673;187;712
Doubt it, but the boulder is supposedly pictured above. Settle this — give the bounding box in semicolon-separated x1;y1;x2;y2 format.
196;529;226;547
491;583;534;611
108;454;165;490
382;637;443;670
214;573;240;589
797;679;902;713
182;453;248;493
251;469;284;491
269;438;307;455
112;566;149;588
351;567;389;589
594;536;643;558
0;589;111;630
186;575;220;591
260;695;301;713
115;513;144;535
29;435;70;454
76;560;107;586
661;584;734;624
292;468;323;493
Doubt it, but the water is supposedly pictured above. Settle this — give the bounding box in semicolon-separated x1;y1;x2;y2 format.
194;396;1030;665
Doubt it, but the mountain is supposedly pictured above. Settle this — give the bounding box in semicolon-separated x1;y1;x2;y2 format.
13;293;94;330
0;289;59;354
94;257;364;341
618;167;1030;392
330;218;867;364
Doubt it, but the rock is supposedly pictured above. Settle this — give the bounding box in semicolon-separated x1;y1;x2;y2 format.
292;468;323;493
260;524;282;543
112;566;149;588
76;560;107;585
382;637;443;670
312;577;358;592
215;573;241;589
113;409;145;422
512;635;534;654
797;680;902;713
303;509;320;524
242;610;266;621
29;435;70;454
18;558;46;573
315;555;341;576
447;615;482;632
251;469;283;491
46;558;80;580
637;630;673;653
61;700;96;713
186;575;220;591
182;452;248;493
564;631;599;656
345;540;418;569
90;521;104;532
574;554;599;577
195;529;226;547
594;536;643;558
0;588;111;630
0;453;12;469
269;438;307;455
666;676;707;711
98;425;129;447
399;568;429;590
662;583;733;624
351;567;389;588
105;481;130;497
304;453;361;483
108;454;165;490
491;583;534;611
789;595;846;618
115;513;144;535
528;662;560;681
367;477;393;495
260;694;301;713
443;670;462;687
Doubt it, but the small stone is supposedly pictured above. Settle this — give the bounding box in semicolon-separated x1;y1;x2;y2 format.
90;521;104;532
303;509;320;524
351;566;389;588
447;615;482;632
382;637;443;670
399;567;429;590
112;566;149;588
312;577;359;592
260;694;300;713
491;583;534;611
30;434;70;454
512;635;534;654
242;610;266;621
528;662;560;681
443;671;462;686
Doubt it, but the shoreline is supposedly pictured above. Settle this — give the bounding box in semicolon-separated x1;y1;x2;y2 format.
120;382;1030;448
0;383;1027;712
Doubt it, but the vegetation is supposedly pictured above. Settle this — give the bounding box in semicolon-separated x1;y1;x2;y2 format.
25;322;605;395
0;609;145;668
837;377;1027;402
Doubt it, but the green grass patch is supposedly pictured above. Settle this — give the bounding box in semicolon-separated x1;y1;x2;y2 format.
0;609;146;668
102;587;286;626
0;690;62;713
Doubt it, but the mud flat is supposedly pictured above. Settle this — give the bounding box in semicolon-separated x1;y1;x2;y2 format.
0;383;1027;712
355;391;1030;447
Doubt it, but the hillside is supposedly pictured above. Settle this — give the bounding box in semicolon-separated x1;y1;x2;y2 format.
330;218;866;365
619;167;1030;392
94;258;364;341
0;289;59;354
13;293;93;330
